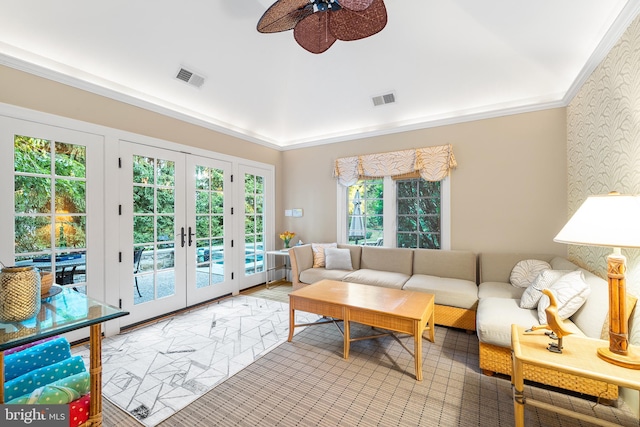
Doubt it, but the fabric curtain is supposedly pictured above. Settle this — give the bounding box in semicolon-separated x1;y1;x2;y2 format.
415;144;457;181
334;156;360;186
333;144;456;186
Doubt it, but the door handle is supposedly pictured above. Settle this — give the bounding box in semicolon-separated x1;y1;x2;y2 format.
188;226;195;247
180;227;186;248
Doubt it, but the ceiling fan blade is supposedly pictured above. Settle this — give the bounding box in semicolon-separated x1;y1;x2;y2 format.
257;0;314;33
329;0;387;41
294;12;337;54
338;0;375;12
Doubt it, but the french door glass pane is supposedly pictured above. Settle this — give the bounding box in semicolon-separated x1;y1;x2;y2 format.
194;166;225;289
133;155;177;304
244;173;265;275
14;135;88;290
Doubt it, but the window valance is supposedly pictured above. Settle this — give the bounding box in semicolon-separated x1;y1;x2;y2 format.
333;144;457;186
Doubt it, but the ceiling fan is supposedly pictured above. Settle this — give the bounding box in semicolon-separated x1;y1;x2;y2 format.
257;0;388;54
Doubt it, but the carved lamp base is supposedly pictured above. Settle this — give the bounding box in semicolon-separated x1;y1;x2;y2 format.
597;346;640;369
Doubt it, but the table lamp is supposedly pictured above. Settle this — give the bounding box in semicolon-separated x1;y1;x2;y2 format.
554;191;640;369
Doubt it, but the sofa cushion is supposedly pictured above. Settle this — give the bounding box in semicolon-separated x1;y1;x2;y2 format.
290;245;314;272
360;246;413;275
538;270;591;324
325;248;353;270
300;268;351;284
476;297;582;347
510;259;551;288
570;269;609;339
479;253;556;283
550;257;579;271
478;282;525;300
403;274;478;309
476;297;541;347
519;270;571;309
312;243;337;268
411;249;476;282
337;244;362;270
343;269;409;290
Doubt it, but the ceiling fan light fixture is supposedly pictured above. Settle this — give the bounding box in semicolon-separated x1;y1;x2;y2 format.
257;0;313;33
330;0;387;41
294;11;337;54
313;0;340;13
339;0;375;11
257;0;387;53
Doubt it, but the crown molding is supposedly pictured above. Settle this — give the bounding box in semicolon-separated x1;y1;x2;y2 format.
563;1;640;104
0;48;283;150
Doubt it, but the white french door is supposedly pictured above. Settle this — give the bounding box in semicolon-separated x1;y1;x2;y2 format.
185;156;233;305
119;142;236;325
238;164;272;290
119;142;187;325
0;117;104;342
0;109;274;331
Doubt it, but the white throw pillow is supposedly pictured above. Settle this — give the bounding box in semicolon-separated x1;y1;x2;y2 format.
519;270;571;309
324;248;353;270
538;270;591;324
510;259;551;288
311;242;337;268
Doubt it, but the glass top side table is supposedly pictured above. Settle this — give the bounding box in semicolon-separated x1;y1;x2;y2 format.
265;249;291;289
0;286;129;427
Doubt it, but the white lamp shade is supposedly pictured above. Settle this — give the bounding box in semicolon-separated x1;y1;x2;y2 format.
554;193;640;248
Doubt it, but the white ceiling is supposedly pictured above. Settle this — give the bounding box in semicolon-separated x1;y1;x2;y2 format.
1;1;639;149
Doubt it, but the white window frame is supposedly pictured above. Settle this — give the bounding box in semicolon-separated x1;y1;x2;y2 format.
337;176;451;250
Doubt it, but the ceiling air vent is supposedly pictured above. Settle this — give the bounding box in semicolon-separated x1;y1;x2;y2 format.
372;92;396;107
175;67;205;88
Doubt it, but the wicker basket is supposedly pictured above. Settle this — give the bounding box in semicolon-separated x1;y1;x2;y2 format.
40;271;54;295
0;266;41;321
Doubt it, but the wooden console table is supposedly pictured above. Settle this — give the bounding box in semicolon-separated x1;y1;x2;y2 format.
511;324;640;427
0;286;129;427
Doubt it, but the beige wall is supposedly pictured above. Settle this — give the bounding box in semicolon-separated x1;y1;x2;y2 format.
282;108;568;255
0;65;569;257
0;65;281;165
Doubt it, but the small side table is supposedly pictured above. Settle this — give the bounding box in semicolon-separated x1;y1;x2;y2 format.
511;324;640;427
265;249;291;289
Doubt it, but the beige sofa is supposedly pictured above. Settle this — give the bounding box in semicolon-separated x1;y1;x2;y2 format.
289;244;478;331
289;246;622;400
476;252;618;400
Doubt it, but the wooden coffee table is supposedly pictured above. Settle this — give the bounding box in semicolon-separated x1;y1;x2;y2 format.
288;279;435;381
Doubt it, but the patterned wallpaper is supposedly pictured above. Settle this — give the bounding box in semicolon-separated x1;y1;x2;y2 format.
567;13;640;345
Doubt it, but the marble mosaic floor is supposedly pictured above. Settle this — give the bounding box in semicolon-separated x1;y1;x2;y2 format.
73;295;320;426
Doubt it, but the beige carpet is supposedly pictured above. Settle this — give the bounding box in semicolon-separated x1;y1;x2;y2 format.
103;283;640;426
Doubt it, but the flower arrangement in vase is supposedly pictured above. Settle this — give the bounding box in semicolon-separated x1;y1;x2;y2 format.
279;231;295;249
